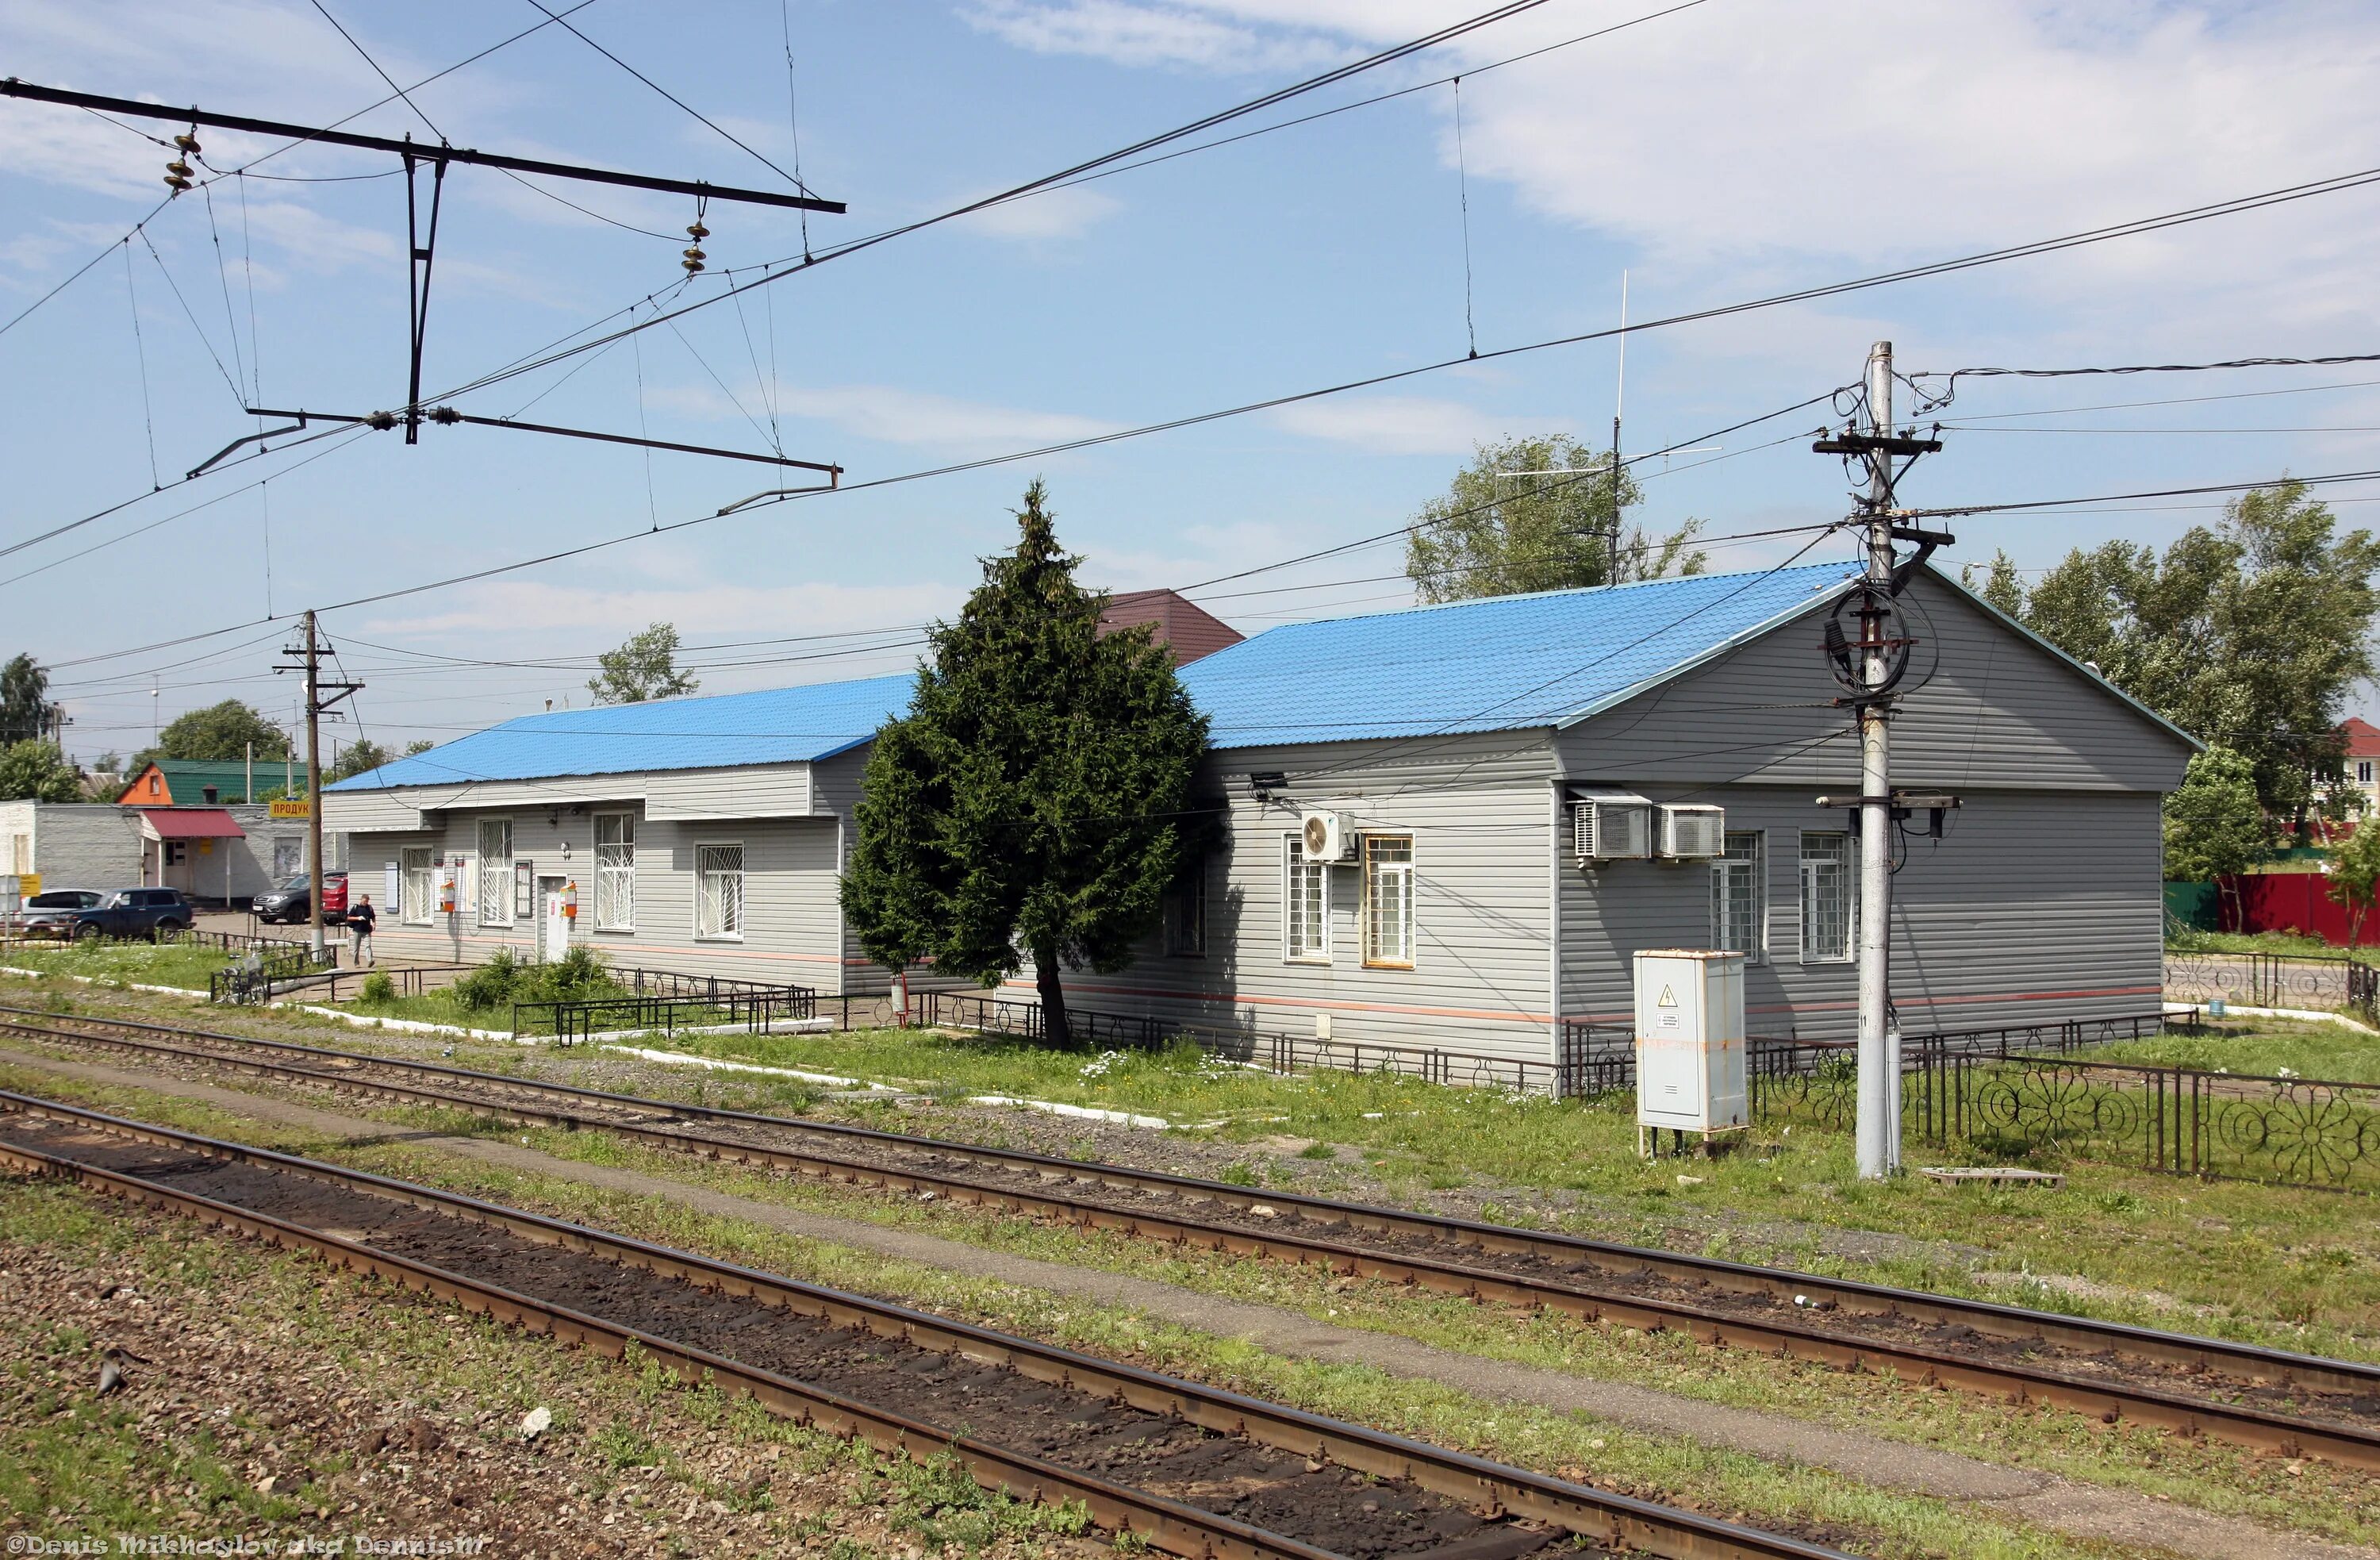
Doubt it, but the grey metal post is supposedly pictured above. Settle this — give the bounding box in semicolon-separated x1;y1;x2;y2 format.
1856;341;1898;1179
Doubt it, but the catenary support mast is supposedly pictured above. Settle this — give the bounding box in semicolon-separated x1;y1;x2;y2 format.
1855;344;1897;1179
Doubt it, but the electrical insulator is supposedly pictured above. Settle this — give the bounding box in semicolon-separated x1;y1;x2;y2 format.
681;246;706;275
175;133;202;154
686;220;709;241
163;156;194;194
163;173;192;194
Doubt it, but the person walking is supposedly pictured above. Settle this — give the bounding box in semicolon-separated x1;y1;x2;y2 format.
348;893;377;967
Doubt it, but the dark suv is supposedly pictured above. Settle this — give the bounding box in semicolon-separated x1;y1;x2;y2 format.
70;888;195;940
252;873;347;926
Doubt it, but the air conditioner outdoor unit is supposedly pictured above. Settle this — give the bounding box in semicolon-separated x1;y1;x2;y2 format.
1300;809;1358;863
1659;803;1726;859
1571;790;1652;862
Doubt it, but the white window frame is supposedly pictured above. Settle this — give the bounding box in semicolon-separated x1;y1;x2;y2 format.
593;811;636;932
400;847;433;926
477;819;514;926
1710;830;1767;963
1362;833;1416;970
1282;835;1330;963
1798;831;1857;964
693;841;744;941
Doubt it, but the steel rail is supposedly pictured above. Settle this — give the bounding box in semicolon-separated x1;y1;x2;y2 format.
6;1009;2378;1469
0;1088;1843;1560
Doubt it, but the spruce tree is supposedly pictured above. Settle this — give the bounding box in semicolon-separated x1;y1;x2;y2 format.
841;480;1209;1043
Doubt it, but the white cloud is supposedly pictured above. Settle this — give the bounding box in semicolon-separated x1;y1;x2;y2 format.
954;185;1123;242
1267;394;1563;454
962;0;1354;72
652;379;1123;450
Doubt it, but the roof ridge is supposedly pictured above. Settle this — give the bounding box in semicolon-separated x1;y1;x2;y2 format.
1209;557;1861;647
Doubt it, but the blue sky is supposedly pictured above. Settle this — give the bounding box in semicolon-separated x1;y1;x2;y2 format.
4;0;2378;763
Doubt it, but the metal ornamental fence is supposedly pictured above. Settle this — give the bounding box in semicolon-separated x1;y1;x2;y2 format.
2163;951;2380;1023
1752;1029;2379;1190
908;989;1621;1095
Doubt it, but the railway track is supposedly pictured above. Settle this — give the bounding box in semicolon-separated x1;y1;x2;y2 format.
0;1087;1847;1560
6;1005;2380;1474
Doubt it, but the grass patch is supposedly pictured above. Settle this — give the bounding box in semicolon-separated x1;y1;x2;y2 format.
0;940;232;991
2166;928;2347;957
2087;1018;2380;1083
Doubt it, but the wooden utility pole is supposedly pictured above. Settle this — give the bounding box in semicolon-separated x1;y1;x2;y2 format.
277;613;360;963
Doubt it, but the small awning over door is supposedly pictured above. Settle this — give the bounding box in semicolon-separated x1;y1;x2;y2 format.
136;808;247;841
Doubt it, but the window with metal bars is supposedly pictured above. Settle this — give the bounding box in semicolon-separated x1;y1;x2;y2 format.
400;847;432;925
1709;831;1765;961
1363;834;1415;968
593;812;635;932
477;820;513;926
1283;835;1329;963
695;843;743;939
1799;832;1856;963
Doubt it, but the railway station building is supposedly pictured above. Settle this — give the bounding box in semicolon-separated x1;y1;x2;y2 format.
324;562;2194;1068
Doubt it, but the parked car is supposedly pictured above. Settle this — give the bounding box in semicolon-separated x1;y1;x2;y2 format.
252;872;347;926
67;887;195;940
7;889;106;937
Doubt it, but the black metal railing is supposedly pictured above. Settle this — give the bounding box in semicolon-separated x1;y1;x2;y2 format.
908;989;1626;1096
1749;1024;2376;1189
2165;948;2380;1017
517;985;818;1045
209;942;337;1004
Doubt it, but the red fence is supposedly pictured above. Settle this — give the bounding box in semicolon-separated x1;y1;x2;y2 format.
2217;871;2379;947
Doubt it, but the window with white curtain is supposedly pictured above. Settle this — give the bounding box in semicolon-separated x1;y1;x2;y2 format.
1710;831;1766;961
1362;834;1415;968
400;847;432;925
477;819;513;925
695;843;743;939
1283;835;1329;963
593;812;635;932
1799;832;1856;963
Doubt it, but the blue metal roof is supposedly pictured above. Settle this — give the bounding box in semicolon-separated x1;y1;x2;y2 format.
325;671;917;790
331;563;1871;790
1177;561;1864;749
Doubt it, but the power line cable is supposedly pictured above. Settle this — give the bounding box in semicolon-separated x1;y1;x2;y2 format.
521;0;817;197
429;0;1568;403
0;2;600;344
1906;351;2380;411
121;241;161;491
1900;467;2380;521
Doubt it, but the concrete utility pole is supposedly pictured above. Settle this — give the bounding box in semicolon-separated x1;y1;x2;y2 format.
1855;344;1897;1180
1812;344;1949;1180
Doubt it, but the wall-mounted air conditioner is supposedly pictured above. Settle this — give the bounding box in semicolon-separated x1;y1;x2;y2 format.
1300;809;1358;863
1571;790;1652;863
1659;803;1726;859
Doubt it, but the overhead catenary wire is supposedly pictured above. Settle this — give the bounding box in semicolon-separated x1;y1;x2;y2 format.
121;241;161;491
0;2;601;345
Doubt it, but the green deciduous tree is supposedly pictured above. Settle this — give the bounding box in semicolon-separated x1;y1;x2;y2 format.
840;480;1210;1044
0;740;80;802
2328;816;2380;947
1404;435;1706;603
2163;746;2267;929
1986;482;2380;836
1;654;55;746
588;622;699;705
132;700;289;772
326;738;393;782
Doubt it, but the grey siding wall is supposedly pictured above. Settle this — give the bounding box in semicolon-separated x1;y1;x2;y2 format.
9;805;144;891
1560;571;2194;793
1014;732;1560;1064
1557;785;2165;1040
342;801;846;990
